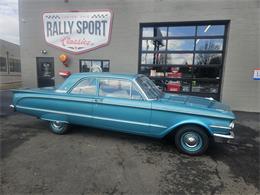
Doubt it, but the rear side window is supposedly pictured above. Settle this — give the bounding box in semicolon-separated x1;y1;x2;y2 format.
71;78;97;95
99;79;131;99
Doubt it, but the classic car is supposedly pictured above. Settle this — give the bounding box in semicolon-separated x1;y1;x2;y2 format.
10;73;235;155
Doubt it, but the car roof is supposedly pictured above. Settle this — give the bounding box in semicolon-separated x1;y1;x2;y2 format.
71;72;139;80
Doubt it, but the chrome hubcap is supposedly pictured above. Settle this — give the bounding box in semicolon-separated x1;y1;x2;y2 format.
51;121;63;130
183;133;199;148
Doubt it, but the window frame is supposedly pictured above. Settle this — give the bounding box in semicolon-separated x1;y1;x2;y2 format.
138;20;229;101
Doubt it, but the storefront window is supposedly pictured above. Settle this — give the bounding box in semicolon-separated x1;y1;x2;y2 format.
139;21;228;100
0;57;7;72
9;58;21;72
80;59;110;72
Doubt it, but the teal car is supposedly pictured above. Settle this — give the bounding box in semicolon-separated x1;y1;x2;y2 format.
11;73;235;155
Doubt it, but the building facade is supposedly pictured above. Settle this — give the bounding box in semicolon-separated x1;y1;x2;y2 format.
0;39;21;90
19;0;260;112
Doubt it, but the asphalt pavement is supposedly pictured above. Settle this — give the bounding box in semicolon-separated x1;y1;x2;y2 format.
0;90;259;194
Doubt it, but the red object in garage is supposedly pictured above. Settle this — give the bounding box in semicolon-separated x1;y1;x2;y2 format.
59;70;71;78
166;82;181;92
167;72;183;78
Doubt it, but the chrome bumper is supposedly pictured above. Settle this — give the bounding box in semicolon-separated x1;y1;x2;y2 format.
10;104;15;111
213;131;234;143
213;131;235;139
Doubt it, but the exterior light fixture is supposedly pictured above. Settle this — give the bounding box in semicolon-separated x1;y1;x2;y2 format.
59;53;69;66
41;49;47;54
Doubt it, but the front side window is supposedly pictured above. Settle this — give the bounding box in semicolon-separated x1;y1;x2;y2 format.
99;79;131;99
71;78;97;95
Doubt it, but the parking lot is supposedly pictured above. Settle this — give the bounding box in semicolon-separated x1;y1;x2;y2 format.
0;90;259;194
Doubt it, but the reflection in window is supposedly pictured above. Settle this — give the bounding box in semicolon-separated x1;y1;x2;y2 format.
168;26;196;37
71;78;97;95
192;81;219;93
99;79;131;99
168;39;194;51
197;25;225;36
196;39;223;51
195;53;222;65
142;40;154;51
142;27;154;37
142;40;166;51
193;67;220;79
142;53;166;64
155;27;167;37
167;53;193;65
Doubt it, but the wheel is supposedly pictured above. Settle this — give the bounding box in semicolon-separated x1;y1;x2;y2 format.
49;121;69;134
174;125;209;156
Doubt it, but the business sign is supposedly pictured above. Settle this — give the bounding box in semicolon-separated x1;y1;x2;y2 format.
253;68;260;80
43;10;113;54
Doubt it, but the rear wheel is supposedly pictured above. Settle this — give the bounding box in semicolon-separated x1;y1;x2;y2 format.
49;121;69;134
174;125;209;156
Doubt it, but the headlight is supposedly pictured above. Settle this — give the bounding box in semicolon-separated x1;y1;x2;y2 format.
229;121;235;129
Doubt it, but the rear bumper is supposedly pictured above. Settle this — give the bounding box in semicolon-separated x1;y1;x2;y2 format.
10;104;16;111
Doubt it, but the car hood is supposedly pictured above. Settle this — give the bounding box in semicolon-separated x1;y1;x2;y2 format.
154;93;235;119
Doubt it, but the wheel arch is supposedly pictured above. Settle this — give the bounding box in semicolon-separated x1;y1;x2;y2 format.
164;121;213;138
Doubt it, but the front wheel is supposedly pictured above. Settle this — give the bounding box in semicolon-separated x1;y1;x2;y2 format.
174;125;209;156
49;121;69;135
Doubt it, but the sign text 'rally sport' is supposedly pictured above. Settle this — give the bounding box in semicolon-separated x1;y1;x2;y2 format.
43;10;113;54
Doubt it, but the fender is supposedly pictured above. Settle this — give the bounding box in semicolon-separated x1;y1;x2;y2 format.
159;120;213;138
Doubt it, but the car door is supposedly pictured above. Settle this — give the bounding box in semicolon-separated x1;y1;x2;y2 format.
92;78;152;135
66;77;97;127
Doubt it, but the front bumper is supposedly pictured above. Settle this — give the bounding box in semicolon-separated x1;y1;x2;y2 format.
213;131;234;143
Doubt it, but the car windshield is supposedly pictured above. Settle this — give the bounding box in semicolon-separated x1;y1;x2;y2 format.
136;76;163;99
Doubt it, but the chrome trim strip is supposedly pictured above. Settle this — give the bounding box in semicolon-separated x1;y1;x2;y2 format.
210;125;231;130
213;131;234;139
17;95;234;120
16;105;167;129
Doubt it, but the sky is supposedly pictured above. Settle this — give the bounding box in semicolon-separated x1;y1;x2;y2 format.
0;0;19;45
